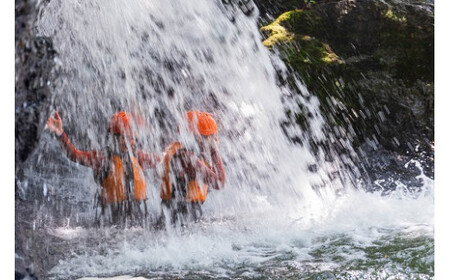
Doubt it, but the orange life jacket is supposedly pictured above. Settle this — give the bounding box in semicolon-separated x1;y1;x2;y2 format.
101;155;146;203
161;142;209;203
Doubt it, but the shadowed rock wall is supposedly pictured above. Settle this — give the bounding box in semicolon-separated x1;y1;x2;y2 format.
15;0;55;182
255;0;434;186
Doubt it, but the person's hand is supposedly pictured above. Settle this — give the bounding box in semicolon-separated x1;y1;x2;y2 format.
47;112;64;136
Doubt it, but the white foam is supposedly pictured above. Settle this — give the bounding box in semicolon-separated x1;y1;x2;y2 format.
48;181;433;277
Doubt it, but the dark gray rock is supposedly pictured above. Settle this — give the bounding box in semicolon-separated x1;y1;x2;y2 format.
16;0;56;278
15;0;55;180
255;0;434;184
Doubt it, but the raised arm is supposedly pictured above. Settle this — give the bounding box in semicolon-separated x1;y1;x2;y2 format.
47;112;104;168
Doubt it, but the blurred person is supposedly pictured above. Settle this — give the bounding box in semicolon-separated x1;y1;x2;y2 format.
46;111;160;226
159;111;226;226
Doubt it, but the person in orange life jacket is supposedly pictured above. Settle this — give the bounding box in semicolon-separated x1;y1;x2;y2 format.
46;111;160;226
159;111;226;226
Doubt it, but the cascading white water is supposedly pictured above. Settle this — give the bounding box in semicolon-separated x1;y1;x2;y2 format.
17;0;433;278
34;0;346;225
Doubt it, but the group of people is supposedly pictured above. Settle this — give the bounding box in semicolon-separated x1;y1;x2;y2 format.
46;110;225;228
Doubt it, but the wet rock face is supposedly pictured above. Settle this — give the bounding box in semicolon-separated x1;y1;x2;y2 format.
255;0;434;179
15;0;55;178
16;1;56;276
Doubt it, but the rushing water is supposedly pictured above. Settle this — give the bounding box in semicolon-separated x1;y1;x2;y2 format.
15;0;434;279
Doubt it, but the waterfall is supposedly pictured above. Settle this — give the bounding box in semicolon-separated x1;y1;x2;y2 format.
28;0;351;225
15;0;433;278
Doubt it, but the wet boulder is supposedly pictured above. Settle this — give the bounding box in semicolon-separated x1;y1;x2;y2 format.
256;0;434;180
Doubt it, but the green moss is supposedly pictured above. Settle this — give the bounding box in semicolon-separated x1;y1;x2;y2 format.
277;9;302;22
260;10;303;47
383;9;407;23
261;9;342;65
282;35;342;66
260;23;293;47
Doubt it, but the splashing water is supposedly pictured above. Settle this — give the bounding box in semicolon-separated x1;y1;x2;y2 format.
16;0;433;279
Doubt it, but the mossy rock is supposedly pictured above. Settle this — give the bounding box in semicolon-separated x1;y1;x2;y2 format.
261;10;342;66
258;0;434;161
284;35;342;65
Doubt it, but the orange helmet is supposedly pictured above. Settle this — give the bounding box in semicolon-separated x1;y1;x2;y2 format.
186;111;218;136
108;111;134;137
